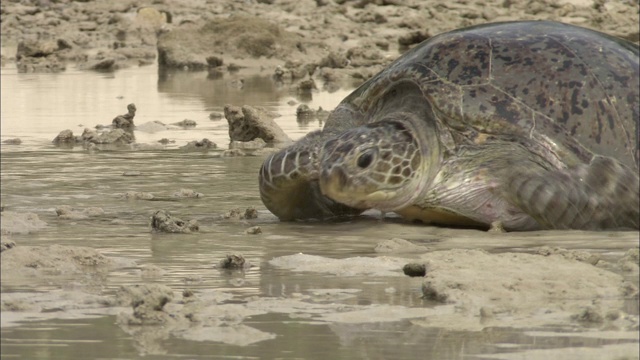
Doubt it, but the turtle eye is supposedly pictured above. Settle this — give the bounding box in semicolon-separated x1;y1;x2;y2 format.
356;150;375;169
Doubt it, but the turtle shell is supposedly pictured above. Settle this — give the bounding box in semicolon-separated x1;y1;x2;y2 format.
326;21;639;170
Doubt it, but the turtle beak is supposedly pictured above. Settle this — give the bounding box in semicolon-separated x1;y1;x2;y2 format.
319;166;348;199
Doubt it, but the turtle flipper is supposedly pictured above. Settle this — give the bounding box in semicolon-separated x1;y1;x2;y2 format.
259;130;362;220
505;156;639;230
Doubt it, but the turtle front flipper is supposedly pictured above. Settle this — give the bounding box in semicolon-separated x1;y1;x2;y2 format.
259;130;363;221
505;156;639;230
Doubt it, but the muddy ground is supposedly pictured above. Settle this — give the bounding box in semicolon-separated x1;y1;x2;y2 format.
1;0;639;357
2;0;638;77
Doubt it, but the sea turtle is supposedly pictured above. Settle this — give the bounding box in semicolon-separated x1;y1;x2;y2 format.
259;21;639;231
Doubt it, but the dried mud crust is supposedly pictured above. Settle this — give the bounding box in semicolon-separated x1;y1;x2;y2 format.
1;0;637;76
0;244;115;277
270;248;639;330
0;243;637;356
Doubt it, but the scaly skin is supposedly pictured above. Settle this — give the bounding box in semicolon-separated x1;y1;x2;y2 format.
504;155;640;230
259;129;362;220
318;113;438;212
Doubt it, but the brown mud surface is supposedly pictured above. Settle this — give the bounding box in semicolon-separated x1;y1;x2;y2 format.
2;0;638;80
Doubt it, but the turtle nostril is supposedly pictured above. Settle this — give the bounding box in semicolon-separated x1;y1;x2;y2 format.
357;152;374;169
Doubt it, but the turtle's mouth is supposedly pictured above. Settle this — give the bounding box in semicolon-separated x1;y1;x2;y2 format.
319;166;349;201
319;166;398;210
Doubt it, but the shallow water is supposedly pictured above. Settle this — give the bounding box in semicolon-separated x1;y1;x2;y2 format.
1;63;639;360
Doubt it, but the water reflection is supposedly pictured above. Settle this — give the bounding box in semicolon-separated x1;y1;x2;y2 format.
2;314;638;359
157;67;285;109
1;64;350;150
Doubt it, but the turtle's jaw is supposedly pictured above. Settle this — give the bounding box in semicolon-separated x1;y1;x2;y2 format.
319;166;370;209
319;165;407;211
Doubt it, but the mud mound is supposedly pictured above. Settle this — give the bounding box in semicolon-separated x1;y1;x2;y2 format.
418;249;638;330
0;211;47;235
1;245;114;277
157;16;303;70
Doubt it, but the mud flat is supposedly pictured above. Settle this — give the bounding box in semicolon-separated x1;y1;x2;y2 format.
2;0;638;79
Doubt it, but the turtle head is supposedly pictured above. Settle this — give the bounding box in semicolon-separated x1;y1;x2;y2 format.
319;115;435;211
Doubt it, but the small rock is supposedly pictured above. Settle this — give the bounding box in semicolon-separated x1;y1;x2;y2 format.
180;138;217;150
206;56;223;67
52;129;78;145
172;119;197;128
273;65;287;81
224;105;290;143
136;7;171;29
296;104;316;121
218;254;246;270
319;51;349;68
150;210;199;233
122;191;154;200
402;263;427;277
82;128;134;145
224;207;258;220
246;226;262;234
296;78;317;96
116;284;174;325
224;208;243;219
157;138;174;145
244;207;258;219
17;55;66;73
112;103;136;131
1;241;16;253
89;58;118;71
17;38;59;59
